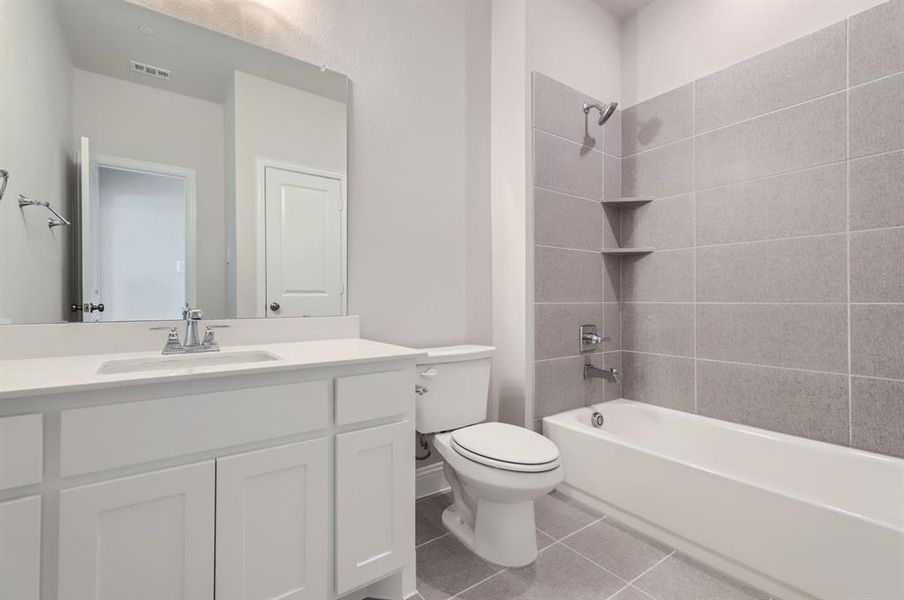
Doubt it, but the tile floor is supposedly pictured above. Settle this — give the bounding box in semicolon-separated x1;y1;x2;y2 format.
415;490;772;600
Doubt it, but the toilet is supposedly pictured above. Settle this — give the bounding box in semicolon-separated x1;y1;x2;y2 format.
416;345;564;567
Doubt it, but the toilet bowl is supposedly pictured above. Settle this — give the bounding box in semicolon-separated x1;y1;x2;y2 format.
433;423;563;567
413;345;564;567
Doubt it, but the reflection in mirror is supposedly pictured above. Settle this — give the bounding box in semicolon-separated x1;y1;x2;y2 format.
0;0;348;324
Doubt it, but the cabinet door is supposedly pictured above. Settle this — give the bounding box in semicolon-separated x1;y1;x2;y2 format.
0;495;41;600
59;461;215;600
335;421;413;594
216;439;329;600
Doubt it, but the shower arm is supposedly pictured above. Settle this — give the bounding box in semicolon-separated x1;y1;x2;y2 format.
18;194;71;228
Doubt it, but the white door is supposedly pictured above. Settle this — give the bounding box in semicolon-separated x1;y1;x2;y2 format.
58;461;215;600
264;166;344;317
215;440;329;600
0;496;41;600
335;421;412;594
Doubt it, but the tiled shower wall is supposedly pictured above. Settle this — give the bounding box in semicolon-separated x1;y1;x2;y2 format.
532;72;623;428
533;0;904;458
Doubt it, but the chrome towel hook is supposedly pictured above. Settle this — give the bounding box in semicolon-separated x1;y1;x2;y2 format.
18;194;71;228
0;170;8;202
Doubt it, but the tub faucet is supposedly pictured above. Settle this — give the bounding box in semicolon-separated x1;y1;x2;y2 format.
584;363;619;383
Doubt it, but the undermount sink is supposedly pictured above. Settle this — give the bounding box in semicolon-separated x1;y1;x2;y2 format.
96;350;281;375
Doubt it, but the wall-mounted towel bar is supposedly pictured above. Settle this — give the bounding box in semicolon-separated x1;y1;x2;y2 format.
18;194;71;228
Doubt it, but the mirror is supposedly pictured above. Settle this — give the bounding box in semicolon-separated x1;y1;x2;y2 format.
0;0;348;324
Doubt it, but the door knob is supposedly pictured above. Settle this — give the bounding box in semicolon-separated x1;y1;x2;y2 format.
269;301;280;312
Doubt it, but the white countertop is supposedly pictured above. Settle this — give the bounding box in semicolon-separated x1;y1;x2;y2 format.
0;338;426;399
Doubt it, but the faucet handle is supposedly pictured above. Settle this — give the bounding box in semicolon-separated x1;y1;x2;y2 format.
187;308;203;320
161;327;184;355
202;327;219;350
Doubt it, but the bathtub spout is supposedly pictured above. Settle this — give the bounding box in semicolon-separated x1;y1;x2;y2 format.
584;363;619;383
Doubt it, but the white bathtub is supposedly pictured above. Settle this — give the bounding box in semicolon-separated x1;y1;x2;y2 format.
543;399;904;600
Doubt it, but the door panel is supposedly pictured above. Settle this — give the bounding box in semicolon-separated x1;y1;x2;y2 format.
0;496;41;600
335;421;412;594
58;461;215;600
216;440;329;600
264;167;343;317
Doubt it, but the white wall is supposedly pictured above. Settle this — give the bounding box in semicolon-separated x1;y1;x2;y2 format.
134;0;493;348
96;168;186;321
229;70;347;317
527;0;622;103
0;0;72;324
621;0;886;107
72;69;227;317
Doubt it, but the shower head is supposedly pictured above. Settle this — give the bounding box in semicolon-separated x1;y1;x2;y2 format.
583;101;619;126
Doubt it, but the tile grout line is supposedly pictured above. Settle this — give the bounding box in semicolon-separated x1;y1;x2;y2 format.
845;16;854;447
622;350;854;378
692;79;699;414
552;515;607;543
555;539;636;589
446;566;508;600
534;126;620;160
415;532;449;549
599;549;677;600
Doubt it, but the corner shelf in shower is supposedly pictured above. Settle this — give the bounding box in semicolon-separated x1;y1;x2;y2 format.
601;247;655;255
601;197;654;207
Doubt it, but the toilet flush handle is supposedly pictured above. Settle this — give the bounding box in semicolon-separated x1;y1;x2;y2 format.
420;368;438;378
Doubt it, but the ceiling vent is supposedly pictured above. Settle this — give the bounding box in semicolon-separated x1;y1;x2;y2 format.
130;60;171;81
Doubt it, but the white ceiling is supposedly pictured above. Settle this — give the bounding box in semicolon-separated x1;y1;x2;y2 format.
55;0;348;105
592;0;654;20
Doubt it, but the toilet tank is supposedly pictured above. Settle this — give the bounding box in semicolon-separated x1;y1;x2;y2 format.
415;345;495;434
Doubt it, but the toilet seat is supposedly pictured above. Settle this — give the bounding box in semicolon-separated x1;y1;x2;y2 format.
451;423;561;473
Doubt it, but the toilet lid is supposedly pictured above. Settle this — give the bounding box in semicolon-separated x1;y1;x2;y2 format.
451;423;560;472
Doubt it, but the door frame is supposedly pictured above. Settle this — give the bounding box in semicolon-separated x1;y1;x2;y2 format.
254;157;347;318
91;154;198;315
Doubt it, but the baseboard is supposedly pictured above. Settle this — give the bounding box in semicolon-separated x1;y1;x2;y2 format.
416;462;449;499
555;483;812;600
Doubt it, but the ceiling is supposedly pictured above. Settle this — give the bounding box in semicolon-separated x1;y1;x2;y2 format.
55;0;348;105
592;0;655;20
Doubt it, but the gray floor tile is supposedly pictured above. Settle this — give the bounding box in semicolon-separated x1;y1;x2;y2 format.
533;490;604;540
416;535;503;600
458;543;625;600
536;529;556;551
416;492;452;546
609;586;656;600
562;519;672;581
634;554;769;600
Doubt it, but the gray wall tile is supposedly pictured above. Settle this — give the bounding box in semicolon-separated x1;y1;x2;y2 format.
622;84;694;155
850;150;904;231
621;303;695;357
696;360;849;444
620;193;695;250
695;22;846;132
603;205;621;250
604;109;622;157
535;303;617;360
535;130;603;200
851;304;904;379
696;235;847;303
695;92;846;189
534;353;617;417
621;352;695;411
850;73;904;158
696;304;848;372
533;72;604;148
535;246;601;302
604;155;622;197
849;0;904;86
696;164;847;245
851;376;904;457
621;250;694;302
603;255;621;302
622;139;694;198
534;187;602;251
850;228;904;302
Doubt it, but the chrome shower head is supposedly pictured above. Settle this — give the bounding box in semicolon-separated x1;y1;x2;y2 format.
583;101;619;126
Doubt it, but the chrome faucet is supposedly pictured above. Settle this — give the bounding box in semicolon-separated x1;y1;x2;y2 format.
584;363;619;383
161;307;220;354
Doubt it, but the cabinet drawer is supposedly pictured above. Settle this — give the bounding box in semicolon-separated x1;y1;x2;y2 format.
0;414;42;491
61;380;329;477
335;370;411;426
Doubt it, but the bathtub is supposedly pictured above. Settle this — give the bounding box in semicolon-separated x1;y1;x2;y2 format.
543;400;904;600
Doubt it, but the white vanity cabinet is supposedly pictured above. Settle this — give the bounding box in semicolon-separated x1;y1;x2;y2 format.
0;344;420;600
58;462;216;599
216;439;330;600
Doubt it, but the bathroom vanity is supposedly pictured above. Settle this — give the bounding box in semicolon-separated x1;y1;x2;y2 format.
0;331;423;600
